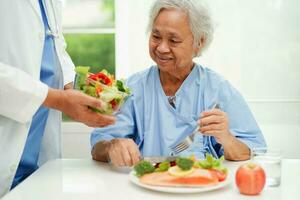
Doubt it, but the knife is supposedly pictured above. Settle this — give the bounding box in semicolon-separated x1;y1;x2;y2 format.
142;156;178;163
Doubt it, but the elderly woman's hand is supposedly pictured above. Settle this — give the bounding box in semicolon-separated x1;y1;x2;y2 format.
198;108;232;144
107;138;141;167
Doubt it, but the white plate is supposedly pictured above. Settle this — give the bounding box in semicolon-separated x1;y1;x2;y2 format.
129;171;231;193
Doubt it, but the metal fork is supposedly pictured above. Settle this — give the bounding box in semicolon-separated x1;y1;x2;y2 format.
170;103;220;155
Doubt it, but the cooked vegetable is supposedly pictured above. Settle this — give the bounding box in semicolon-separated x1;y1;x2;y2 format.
176;157;194;171
155;161;170;172
134;161;155;177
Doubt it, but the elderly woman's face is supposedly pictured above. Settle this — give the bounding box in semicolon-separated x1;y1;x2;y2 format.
149;9;198;72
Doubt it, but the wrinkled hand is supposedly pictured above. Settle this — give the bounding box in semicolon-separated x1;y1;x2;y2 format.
45;88;116;127
108;138;140;167
198;108;231;143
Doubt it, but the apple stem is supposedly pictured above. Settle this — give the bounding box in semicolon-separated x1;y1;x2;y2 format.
247;163;257;169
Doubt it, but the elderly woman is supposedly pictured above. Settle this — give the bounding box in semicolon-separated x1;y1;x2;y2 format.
91;0;266;166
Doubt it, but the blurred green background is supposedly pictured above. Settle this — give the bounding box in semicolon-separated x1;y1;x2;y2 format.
65;34;115;74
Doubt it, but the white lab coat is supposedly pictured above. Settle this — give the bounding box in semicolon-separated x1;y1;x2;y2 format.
0;0;75;197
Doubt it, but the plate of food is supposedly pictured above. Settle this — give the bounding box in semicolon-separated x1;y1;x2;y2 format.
129;154;231;193
74;66;131;115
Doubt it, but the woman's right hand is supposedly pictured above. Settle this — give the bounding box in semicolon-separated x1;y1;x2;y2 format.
108;138;141;167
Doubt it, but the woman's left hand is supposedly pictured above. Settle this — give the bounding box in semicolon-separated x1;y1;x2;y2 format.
198;108;231;144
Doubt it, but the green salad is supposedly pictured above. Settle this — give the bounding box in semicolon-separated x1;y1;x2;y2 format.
74;66;131;115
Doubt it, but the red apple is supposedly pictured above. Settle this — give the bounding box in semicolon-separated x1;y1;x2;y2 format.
235;163;266;195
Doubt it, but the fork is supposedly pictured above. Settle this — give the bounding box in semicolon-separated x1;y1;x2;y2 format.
170;103;220;155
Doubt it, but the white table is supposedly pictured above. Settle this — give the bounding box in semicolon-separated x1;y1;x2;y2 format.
2;159;300;200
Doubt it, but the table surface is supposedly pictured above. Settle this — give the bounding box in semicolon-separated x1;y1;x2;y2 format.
2;159;300;200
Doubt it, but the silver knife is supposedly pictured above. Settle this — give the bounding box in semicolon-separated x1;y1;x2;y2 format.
142;156;178;163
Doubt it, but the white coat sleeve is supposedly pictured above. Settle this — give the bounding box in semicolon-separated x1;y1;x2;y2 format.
0;63;48;123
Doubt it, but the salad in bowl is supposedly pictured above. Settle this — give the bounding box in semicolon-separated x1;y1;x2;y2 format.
74;66;131;115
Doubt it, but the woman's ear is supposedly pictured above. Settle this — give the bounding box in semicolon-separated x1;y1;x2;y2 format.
199;36;205;49
194;36;205;56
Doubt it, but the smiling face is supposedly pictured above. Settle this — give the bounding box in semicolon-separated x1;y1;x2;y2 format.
149;8;199;76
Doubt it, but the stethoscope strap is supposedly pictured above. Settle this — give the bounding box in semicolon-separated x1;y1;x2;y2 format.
43;0;59;39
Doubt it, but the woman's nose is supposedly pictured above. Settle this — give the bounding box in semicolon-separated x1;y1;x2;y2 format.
157;40;170;53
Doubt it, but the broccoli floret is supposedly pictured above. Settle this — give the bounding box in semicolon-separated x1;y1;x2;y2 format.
176;157;194;171
155;161;170;172
134;161;155;177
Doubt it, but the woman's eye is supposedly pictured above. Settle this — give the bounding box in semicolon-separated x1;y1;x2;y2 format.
170;39;180;43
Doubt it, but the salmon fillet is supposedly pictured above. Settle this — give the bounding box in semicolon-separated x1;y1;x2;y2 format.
140;169;219;187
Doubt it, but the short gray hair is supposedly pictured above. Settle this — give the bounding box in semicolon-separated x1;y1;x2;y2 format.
147;0;214;56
